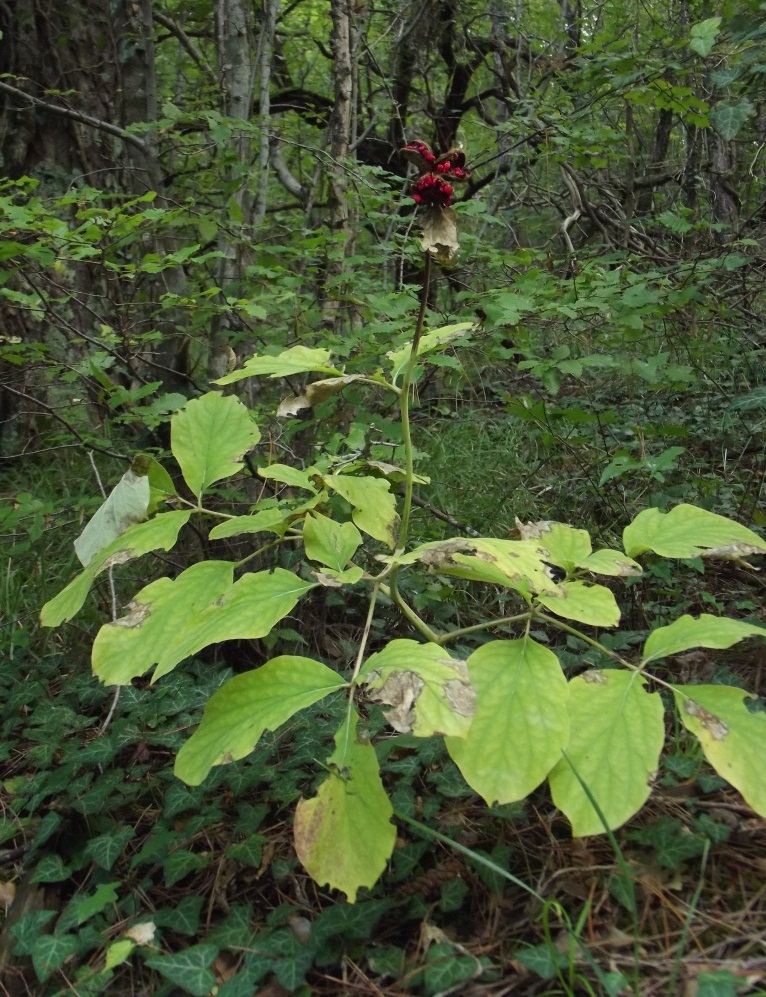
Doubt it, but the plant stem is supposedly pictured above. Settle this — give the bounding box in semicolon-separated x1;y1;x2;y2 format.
436;611;533;646
378;582;440;644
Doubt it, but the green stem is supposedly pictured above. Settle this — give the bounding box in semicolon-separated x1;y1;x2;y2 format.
378;582;440;643
436;611;533;646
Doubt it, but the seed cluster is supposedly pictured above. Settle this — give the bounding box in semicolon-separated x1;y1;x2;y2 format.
402;141;470;209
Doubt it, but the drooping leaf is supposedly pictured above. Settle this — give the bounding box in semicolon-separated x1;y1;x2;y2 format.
215;345;341;384
535;580;621;627
174;656;346;785
446;638;569;804
259;463;318;492
420;205;459;263
623;504;766;560
577;549;642;577
303;512;362;570
171;392;260;499
358;639;475;738
294;708;396;902
325;474;399;548
277;374;366;417
391;537;560;598
208;507;288;540
93;564;314;685
41;510;192;626
673;684;766;818
386;322;474;382
549;670;665;836
642;614;766;665
74;464;151;566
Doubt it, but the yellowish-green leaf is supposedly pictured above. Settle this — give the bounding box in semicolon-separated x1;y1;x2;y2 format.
41;510;192;627
258;463;318;492
359;639;475;737
446;638;569;805
386;322;474;382
642;614;766;665
535;580;621;627
623;504;766;560
171;392;260;499
303;512;362;570
175;656;346;785
208;507;287;540
93;565;314;685
578;549;642;577
277;375;365;417
215;345;341;384
294;708;396;902
516;520;591;570
549;670;664;836
673;684;766;818
325;474;398;548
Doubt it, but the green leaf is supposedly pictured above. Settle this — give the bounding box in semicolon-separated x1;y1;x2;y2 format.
535;580;621;627
642;614;766;665
516;520;591;570
325;474;399;548
208;508;288;540
11;910;57;956
386;323;474;382
673;684;766;818
145;943;219;997
359;639;475;737
83;826;135;870
215;345;341;384
294;708;396;902
549;670;665;836
74;466;150;566
710;99;754;141
171;392;260;499
689;16;721;56
304;512;362;570
578;549;642;577
164;849;210;887
41;510;191;626
32;933;81;983
30;855;71;883
446;639;569;804
258;463;318;491
623;504;766;560
66;882;119;926
175;656;346;785
104;939;136;971
393;537;561;598
93;564;314;685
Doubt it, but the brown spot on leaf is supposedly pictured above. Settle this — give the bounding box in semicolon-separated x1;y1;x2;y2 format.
368;670;424;734
115;600;150;628
684;699;729;740
583;670;607;684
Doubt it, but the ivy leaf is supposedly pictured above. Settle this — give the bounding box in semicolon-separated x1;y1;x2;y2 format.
710;99;754;141
215;345;341;384
642;614;766;665
325;474;399;548
689;16;721;56
294;708;396;902
41;510;191;626
171;392;260;500
303;512;362;570
673;685;766;818
175;656;347;785
144;943;219;997
549;670;665;836
31;934;81;983
359;639;475;738
623;504;766;560
535;580;621;627
65;882;120;927
446;638;569;804
93;564;314;685
74;464;151;566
